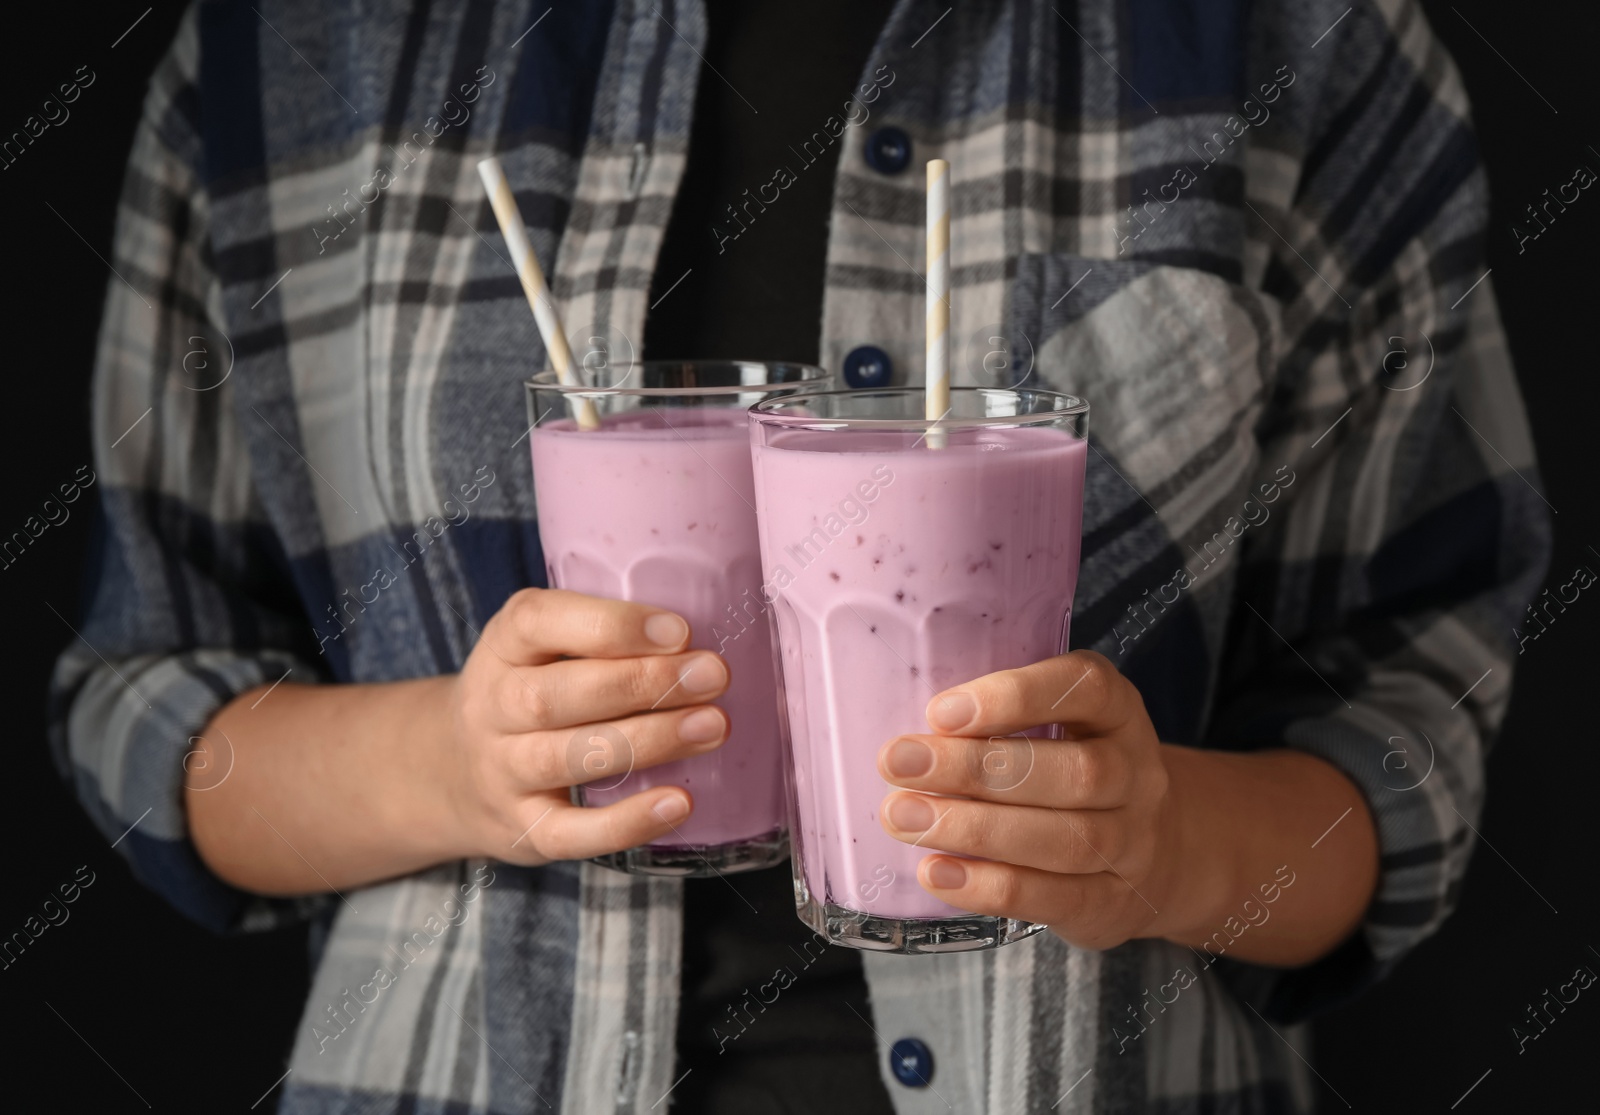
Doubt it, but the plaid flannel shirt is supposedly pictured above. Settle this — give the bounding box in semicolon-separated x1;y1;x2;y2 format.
51;1;1550;1112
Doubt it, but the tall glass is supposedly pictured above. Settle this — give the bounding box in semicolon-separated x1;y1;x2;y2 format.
528;360;828;876
749;387;1090;952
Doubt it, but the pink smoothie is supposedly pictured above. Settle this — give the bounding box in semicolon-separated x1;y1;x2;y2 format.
530;407;784;848
752;426;1088;919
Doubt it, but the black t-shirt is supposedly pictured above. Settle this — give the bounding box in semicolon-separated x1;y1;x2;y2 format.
641;2;897;1111
643;0;893;365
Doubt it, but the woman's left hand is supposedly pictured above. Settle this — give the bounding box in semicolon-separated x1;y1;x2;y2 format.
876;649;1178;950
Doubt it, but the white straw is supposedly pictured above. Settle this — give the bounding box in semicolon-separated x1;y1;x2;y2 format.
476;156;600;431
925;159;951;448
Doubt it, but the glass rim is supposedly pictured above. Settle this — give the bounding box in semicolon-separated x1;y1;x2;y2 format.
526;360;827;398
749;385;1089;431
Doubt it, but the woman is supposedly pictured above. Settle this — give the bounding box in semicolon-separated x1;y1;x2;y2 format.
53;1;1547;1111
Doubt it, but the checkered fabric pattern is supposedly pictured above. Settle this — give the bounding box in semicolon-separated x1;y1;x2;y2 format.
50;1;1549;1112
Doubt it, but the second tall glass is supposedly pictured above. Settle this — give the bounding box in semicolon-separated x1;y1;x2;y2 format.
528;360;827;876
750;386;1090;952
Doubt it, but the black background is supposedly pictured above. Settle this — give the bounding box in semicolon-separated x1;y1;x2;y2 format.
1;2;1594;1111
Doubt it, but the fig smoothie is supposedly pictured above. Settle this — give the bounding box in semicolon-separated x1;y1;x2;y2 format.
752;422;1088;930
530;407;784;852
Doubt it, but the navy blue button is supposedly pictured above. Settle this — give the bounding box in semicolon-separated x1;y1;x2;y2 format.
889;1037;934;1087
842;345;893;389
864;126;912;175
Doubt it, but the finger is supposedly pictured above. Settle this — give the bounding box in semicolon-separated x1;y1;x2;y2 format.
878;733;1131;808
521;787;696;862
924;650;1138;738
879;792;1138;875
482;587;692;667
490;649;728;732
913;856;1146;950
511;705;729;792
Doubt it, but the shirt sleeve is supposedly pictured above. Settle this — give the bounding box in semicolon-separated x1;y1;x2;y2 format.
48;6;330;934
1205;2;1551;1021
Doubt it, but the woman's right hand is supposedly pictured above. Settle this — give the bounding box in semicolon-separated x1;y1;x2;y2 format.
441;587;731;866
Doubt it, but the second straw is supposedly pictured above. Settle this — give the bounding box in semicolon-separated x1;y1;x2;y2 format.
925;158;951;447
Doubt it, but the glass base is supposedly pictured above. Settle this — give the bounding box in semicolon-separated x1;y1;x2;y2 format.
589;827;788;878
796;886;1047;954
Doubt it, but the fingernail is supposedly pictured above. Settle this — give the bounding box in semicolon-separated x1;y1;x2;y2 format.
886;794;935;832
652;793;691;823
884;738;934;778
678;707;726;745
680;654;727;694
928;691;976;732
926;858;967;890
645;613;689;648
